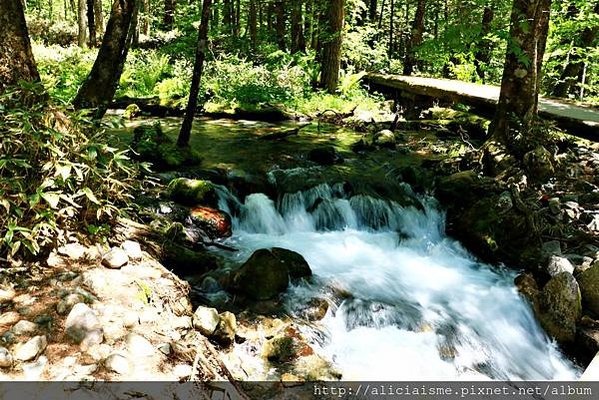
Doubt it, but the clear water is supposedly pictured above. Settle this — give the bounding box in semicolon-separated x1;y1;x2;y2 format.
214;183;580;380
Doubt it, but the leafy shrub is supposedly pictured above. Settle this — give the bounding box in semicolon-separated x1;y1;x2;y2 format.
0;84;144;260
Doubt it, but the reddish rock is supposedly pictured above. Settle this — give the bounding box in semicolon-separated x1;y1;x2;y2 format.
190;207;232;239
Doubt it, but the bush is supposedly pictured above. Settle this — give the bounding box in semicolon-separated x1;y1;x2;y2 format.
0;84;144;260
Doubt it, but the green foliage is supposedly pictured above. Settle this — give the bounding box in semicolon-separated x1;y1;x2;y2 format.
131;123;202;169
0;84;144;259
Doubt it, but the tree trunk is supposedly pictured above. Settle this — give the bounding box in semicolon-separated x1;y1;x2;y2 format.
94;0;104;36
369;0;377;22
319;0;344;93
291;0;305;53
551;2;599;98
164;0;175;27
142;0;150;35
78;0;87;47
275;0;286;51
0;0;41;93
249;0;257;51
489;0;552;144
178;0;212;147
87;0;97;46
74;0;137;118
388;0;394;57
403;0;426;75
474;6;494;82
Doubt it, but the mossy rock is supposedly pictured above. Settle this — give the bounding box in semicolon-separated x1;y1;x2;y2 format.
578;264;599;316
263;335;296;363
167;178;217;207
131;123;201;170
123;103;141;119
538;272;582;343
231;249;290;300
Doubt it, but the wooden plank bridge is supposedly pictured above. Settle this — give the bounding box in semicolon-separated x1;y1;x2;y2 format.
366;73;599;140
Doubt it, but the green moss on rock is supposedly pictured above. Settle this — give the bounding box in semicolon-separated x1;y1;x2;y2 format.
167;178;217;207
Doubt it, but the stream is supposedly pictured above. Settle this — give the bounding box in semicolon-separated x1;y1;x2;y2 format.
212;183;581;380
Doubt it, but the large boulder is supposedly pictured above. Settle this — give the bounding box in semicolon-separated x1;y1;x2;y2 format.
167;178;217;207
188;207;232;239
578;264;599;316
231;249;297;300
537;272;582;343
271;248;312;280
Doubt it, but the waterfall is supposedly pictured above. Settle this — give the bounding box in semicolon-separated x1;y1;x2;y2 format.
213;183;580;380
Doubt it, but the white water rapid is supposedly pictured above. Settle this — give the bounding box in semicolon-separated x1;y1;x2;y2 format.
214;183;581;380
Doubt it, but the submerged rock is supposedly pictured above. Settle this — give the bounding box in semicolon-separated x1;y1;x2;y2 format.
578;264;599;315
307;146;343;166
189;206;232;239
538;272;581;343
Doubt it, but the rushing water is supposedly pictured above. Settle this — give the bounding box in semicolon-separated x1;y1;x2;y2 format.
213;183;580;380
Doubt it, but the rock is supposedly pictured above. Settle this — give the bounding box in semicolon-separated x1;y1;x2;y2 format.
123;103;141;119
263;335;296;363
0;289;16;303
65;303;104;349
542;240;562;257
125;334;155;358
189;207;232;239
101;248;129;269
0;311;21;328
158;343;171;356
578;264;599;315
56;293;85;315
123;311;139;328
0;347;13;368
231;249;290;300
307;146;343;166
193;306;220;337
523;146;554;182
14;335;47;361
538;272;581;343
548;198;561;215
373;130;396;148
167;178;217;207
172;364;193;379
57;243;87;260
546;255;574;277
577;327;599;356
200;276;221;293
298;298;329;321
515;273;539;311
104;353;132;375
213;311;236;346
11;320;37;336
271;248;312;280
121;240;143;260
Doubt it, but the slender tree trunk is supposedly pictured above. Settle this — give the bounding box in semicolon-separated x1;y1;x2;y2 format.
0;0;41;93
275;0;286;51
319;0;344;93
403;0;426;75
489;0;552;144
78;0;87;47
142;0;150;35
388;0;394;57
369;0;377;22
87;0;97;46
249;0;257;51
178;0;212;147
94;0;104;37
474;6;494;82
291;0;305;53
552;2;599;97
74;0;137;118
164;0;175;27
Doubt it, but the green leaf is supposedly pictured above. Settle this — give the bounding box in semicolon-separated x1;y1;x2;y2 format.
82;187;100;205
41;192;61;208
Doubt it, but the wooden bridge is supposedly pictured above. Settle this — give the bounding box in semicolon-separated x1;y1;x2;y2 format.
365;73;599;140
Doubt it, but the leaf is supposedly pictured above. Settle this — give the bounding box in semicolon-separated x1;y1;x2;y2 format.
41;192;61;208
82;187;100;205
55;164;72;181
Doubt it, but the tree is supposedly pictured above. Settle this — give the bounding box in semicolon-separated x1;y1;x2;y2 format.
177;0;212;147
248;0;257;51
489;0;552;144
291;0;306;53
78;0;87;47
94;0;104;37
0;0;41;93
403;0;426;75
275;0;286;51
74;0;137;117
164;0;175;27
320;0;345;92
87;0;97;46
474;6;495;83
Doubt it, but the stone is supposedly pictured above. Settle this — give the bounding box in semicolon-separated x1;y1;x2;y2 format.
56;293;85;315
123;312;139;328
167;178;217;207
0;312;21;328
125;334;155;358
548;198;561;215
104;353;132;375
200;276;221;293
189;207;232;239
123;103;141;119
546;255;574;277
231;248;291;300
121;240;143;260
307;146;343;166
298;298;329;321
172;364;193;380
515;274;540;312
14;335;47;361
57;243;87;260
0;289;16;303
271;247;312;280
158;343;171;356
11;320;37;336
523;146;554;182
65;303;104;349
538;272;582;343
373;130;396;148
193;306;220;337
542;240;562;257
263;335;296;363
213;312;237;346
0;347;13;368
578;264;599;315
101;248;129;269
